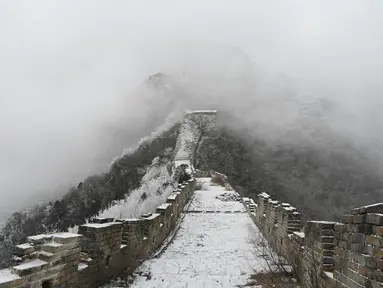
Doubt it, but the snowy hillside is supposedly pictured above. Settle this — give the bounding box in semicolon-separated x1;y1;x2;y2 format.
0;121;181;268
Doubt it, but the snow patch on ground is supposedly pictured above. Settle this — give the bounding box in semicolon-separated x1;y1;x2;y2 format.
189;184;246;212
128;178;268;288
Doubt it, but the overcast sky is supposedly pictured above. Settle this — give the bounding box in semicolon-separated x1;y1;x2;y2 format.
0;0;382;217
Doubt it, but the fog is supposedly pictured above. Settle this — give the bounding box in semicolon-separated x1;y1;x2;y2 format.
1;0;382;220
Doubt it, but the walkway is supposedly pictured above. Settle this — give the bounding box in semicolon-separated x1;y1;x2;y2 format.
130;178;267;288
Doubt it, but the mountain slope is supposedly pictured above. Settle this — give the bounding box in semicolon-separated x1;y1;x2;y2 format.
0;122;180;268
195;121;383;221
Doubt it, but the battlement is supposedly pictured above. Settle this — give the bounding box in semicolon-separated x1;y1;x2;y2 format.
0;180;196;288
243;194;383;288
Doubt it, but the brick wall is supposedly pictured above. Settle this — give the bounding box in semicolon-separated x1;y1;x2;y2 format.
0;179;195;288
244;194;383;288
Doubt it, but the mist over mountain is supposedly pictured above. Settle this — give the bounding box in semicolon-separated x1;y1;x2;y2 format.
1;0;383;273
2;0;383;222
1;42;383;270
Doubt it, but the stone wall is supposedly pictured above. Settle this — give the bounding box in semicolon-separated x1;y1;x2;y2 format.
243;193;383;288
0;179;195;288
184;110;218;135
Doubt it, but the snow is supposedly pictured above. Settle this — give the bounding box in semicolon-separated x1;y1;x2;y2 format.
284;207;295;211
294;232;305;238
67;225;79;234
323;271;334;279
45;242;62;248
0;269;20;284
97;158;175;220
78;263;88;271
53;232;81;238
157;203;171;210
27;234;52;241
141;213;160;220
174;117;200;168
16;243;33;249
174;159;190;168
167;193;178;201
82;223;117;229
259;192;270;198
311;221;338;224
129;178;268;287
13;259;47;271
185;110;217;114
188;184;245;213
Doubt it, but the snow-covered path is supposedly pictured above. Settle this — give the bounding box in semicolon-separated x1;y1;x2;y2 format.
130;178;267;288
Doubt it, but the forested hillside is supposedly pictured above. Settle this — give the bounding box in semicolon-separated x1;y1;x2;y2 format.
195;117;383;221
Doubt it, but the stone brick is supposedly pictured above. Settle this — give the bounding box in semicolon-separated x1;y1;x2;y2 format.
352;215;366;224
365;235;382;247
344;267;371;287
14;243;35;256
346;224;374;234
53;233;82;244
351;253;368;266
350;233;365;243
334;271;364;288
365;257;379;269
342;215;354;224
335;223;347;232
366;213;383;225
374;226;383;236
369;247;383;258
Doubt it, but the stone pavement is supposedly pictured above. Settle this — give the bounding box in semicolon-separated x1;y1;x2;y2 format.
130;178;267;288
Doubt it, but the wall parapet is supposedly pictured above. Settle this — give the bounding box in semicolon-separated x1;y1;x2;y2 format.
0;179;196;288
243;194;383;288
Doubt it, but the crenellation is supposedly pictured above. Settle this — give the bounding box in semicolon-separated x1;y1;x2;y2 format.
243;193;383;288
156;203;173;241
0;179;196;288
166;192;181;221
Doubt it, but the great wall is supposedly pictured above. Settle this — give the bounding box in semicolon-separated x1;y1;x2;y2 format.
0;110;382;288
